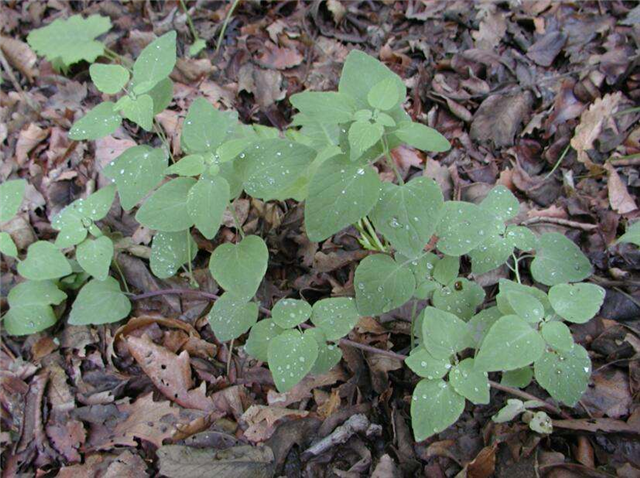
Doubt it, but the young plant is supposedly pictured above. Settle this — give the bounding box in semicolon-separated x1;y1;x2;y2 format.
3;33;606;444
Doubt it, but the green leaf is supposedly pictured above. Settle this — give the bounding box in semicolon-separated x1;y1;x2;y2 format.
268;329;318;392
54;222;88;249
548;283;605;324
189;39;206;56
147;78;174;115
290;91;356;124
617;221;640;246
505;291;545;323
217;138;252;163
120;94;154;131
339;50;406;110
83;185;117;221
245;320;284;362
467;306;502;347
237;139;315;201
474;315;545;372
433;255;460;286
103;146;167;210
435;202;494;256
449;358;490;404
354;109;373;122
68;277;131;325
421;307;473;359
310;297;359;341
18;241;72;280
529;411;553;434
208;235;268;300
534;345;591;406
405;347;451;379
367;78;400;111
76;236;113;280
375;112;396;128
150;231;197;279
208;293;259;342
469;235;514;274
306;328;342;375
165;155;205;176
496;280;552;317
305;155;381;241
506;225;538;251
392;122;451;153
4;280;67;335
69;102;122;140
369;177;444;258
132;31;177;92
136;177;196;232
480;185;519;223
272;299;312;329
89;63;129;94
541;321;574;352
411;379;465;441
348;120;383;159
0;232;17;257
492;399;526;423
182;98;236;153
0;179;26;222
187;176;229;239
501;368;533;388
355;254;416;316
27;15;111;68
530;233;592;286
432;278;485;320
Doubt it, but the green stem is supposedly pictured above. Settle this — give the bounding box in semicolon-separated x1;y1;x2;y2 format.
363;216;386;252
382;135;404;185
229;202;245;239
544;143;571;180
214;0;241;56
410;300;418;351
511;253;522;284
113;254;130;294
179;0;201;43
186;229;196;286
153;120;175;162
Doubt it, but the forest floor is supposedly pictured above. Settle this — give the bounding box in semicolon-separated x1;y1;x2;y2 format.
1;1;639;477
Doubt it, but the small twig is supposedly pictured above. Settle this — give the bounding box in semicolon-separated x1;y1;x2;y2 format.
128;287;567;416
544;144;571;180
520;217;598;232
0;47;40;112
214;0;241;56
608;155;640;167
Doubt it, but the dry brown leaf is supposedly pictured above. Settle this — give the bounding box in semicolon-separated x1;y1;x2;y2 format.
604;163;637;214
371;454;399;478
317;388;341;419
16;123;48;165
257;42;303;70
470;92;533;147
241;405;309;442
238;64;285;108
571;92;622;167
327;0;347;23
126;335;215;411
0;36;37;81
267;367;347;407
472;4;507;50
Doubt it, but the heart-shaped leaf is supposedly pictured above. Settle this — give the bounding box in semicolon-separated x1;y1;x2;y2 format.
268;329;318;392
449;358;490;404
131;31;176;92
103;146;167;210
187;176;229;239
305;328;342;376
421;307;473;359
89;63;130;95
432;278;485;320
548;283;605;324
305;155;381;241
541;321;574;352
496;280;552;317
208;235;268;300
367;78;400;111
501;367;533;388
271;299;312;329
435;202;494;256
369;177;444;258
411;379;465;441
474;315;545;372
76;236;114;280
0;179;26;222
469;235;514;275
534;345;591;406
245;319;284;362
136;177;196;232
4;280;67;335
18;241;72;280
69;102;122;140
120;94;154;131
181;97;236;153
505;291;545;323
432;255;459;285
530;233;592;286
355;254;416;316
405;347;451;380
150;231;197;279
310;297;359;341
69;277;131;325
208;293;259;342
479;185;519;224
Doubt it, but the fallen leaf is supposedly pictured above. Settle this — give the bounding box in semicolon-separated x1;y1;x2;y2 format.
238;64;285;108
527;31;567;67
257;42;303;70
0;36;37;81
16;123;48;165
371;454;399;478
470;92;533;148
604;163;637;214
241;405;309;442
157;444;275;478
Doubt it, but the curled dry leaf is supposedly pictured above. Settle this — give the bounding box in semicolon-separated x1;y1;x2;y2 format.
570;92;622;167
604;163;637;214
0;35;37;81
16;123;48;165
125;335;216;411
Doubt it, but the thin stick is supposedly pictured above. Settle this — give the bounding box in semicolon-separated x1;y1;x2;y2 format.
520;217;597;232
128;287;566;415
